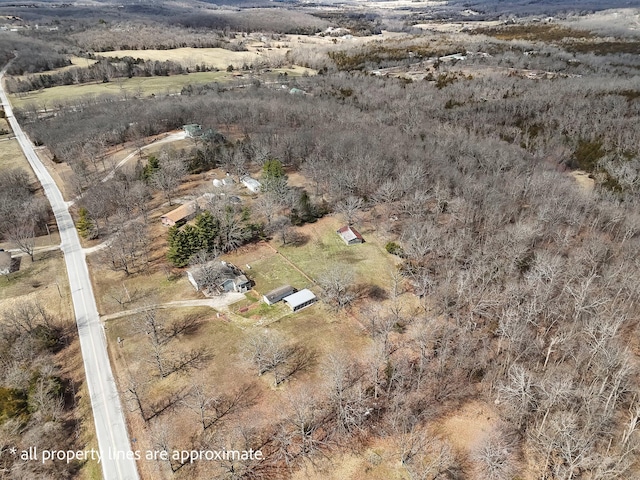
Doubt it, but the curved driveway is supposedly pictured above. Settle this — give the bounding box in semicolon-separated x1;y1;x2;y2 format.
0;64;139;480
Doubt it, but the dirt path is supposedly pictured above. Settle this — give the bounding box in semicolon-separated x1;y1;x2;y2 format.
100;293;245;321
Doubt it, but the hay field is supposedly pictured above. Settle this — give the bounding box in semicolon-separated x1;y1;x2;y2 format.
97;47;286;70
9;71;230;109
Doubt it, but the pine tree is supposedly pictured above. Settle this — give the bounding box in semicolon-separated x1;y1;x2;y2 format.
167;224;202;267
194;211;220;253
76;207;95;239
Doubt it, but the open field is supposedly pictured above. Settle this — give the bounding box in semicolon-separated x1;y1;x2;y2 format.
9;63;314;110
0;137;35;179
14;55;98;80
97;47;288;70
9;71;231;109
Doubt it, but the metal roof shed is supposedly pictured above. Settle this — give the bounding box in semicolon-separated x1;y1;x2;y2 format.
263;285;296;305
283;289;317;312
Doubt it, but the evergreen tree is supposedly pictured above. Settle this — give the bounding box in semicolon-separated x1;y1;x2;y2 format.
76;207;95;239
167;224;202;267
194;211;220;253
141;155;160;181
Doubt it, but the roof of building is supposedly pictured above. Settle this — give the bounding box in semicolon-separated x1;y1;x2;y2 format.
241;176;261;188
188;261;248;290
183;124;202;135
264;285;295;302
337;225;364;242
161;201;197;223
0;251;11;269
283;289;316;308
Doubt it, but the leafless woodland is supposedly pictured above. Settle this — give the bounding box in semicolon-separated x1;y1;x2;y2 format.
4;11;640;479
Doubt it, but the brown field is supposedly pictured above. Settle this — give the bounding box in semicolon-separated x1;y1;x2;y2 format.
0;138;35;180
97;47;289;70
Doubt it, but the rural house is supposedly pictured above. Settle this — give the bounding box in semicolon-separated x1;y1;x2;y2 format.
187;261;252;296
183;124;203;137
283;289;317;312
160;201;198;227
263;285;296;305
241;176;261;193
0;250;18;275
337;225;364;245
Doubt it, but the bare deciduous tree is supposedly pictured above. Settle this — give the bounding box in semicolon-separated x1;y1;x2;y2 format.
317;265;356;310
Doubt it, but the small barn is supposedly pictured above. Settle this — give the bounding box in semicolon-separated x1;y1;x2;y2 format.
241;176;261;193
161;201;198;227
263;285;296;305
337;225;364;245
283;289;317;312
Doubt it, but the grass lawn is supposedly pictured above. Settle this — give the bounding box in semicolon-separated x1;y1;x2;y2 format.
88;258;202;316
0;138;36;180
0;250;71;318
277;217;398;289
246;252;312;294
9;71;232;110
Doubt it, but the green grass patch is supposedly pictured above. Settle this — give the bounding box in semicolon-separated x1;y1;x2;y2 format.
277;221;396;289
247;253;311;293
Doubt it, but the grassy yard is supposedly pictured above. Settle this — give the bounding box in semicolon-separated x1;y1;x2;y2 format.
277;217;398;289
88;256;202;316
245;251;312;293
0;251;71;317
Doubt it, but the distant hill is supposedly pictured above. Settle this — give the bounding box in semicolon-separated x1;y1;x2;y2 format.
446;0;638;16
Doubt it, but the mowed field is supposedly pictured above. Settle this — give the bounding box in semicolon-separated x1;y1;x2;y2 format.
9;71;231;109
97;47;287;70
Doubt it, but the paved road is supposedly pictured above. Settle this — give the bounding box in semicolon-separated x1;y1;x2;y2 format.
0;64;139;480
